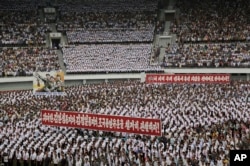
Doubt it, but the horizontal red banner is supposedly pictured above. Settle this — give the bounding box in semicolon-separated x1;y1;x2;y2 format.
41;110;162;136
146;74;230;84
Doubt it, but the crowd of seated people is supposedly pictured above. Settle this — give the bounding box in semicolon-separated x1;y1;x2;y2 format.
65;28;155;44
162;42;250;68
57;0;158;12
0;0;45;10
0;1;50;46
170;0;250;43
56;0;163;73
0;80;249;165
62;44;163;73
56;0;159;43
0;47;60;77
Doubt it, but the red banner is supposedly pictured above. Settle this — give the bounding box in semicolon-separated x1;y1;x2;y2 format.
41;110;162;136
146;74;230;84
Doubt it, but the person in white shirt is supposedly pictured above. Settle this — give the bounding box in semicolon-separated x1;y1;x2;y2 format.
8;149;14;166
75;155;82;166
52;151;60;166
16;149;22;166
84;157;91;166
67;154;74;166
216;156;223;166
23;149;29;166
30;149;37;166
36;150;43;166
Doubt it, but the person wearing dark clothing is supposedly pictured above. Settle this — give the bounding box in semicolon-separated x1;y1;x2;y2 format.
60;154;68;166
43;152;51;166
3;152;8;166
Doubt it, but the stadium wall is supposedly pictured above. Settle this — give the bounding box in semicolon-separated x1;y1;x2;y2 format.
0;73;144;91
0;71;249;91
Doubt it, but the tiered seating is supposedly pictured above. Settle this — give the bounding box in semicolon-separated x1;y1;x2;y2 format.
164;0;250;68
171;0;249;43
0;47;60;77
56;0;158;43
0;1;49;46
62;44;162;73
58;0;162;73
162;43;250;68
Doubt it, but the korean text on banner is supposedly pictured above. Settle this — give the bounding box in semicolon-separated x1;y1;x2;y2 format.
41;110;162;136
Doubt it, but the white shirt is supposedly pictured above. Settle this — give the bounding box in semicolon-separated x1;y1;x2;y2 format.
53;154;60;164
75;158;82;166
31;152;37;160
23;151;29;160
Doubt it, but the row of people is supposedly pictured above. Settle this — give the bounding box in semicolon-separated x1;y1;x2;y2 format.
0;7;50;46
57;11;156;31
0;0;44;10
62;44;162;73
0;81;249;165
171;0;250;43
56;0;158;43
162;42;250;68
57;0;158;12
66;29;155;44
0;47;60;77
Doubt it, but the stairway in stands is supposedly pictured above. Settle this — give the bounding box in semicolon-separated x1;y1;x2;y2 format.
153;0;177;65
41;6;67;73
57;50;66;72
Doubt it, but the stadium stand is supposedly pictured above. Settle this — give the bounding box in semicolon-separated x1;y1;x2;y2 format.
62;44;162;74
0;0;250;166
162;0;250;68
0;0;59;78
56;0;158;43
0;0;164;76
170;0;249;43
162;42;250;68
0;47;60;77
0;1;49;47
55;0;164;73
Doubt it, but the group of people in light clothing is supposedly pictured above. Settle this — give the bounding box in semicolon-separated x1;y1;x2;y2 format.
0;80;249;165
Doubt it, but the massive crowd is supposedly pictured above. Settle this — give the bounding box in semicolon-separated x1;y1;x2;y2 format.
162;42;250;68
0;47;60;77
165;0;250;68
65;29;155;44
56;0;158;43
62;44;162;73
171;0;250;43
0;0;45;10
0;2;49;46
0;81;249;165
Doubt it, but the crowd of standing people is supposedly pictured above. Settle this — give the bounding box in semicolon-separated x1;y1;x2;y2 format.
0;80;249;165
62;44;162;73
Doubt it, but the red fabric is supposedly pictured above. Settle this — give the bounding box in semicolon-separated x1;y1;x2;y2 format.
41;110;162;136
146;74;230;84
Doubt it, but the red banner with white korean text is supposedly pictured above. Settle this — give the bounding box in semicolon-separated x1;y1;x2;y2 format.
146;74;230;84
41;110;162;136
